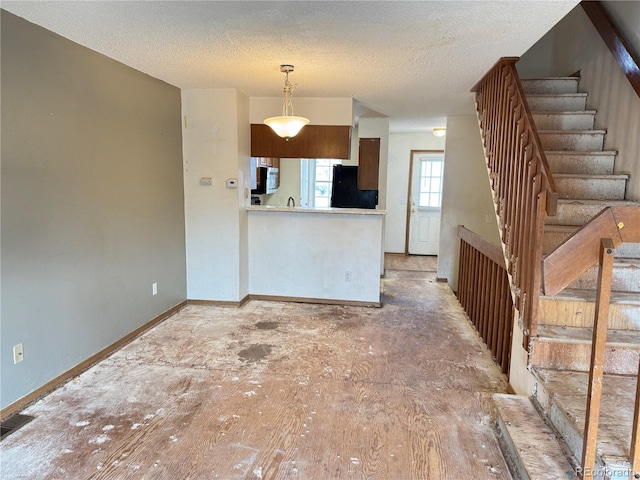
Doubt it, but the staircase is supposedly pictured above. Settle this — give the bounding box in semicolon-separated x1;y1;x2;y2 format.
493;77;640;479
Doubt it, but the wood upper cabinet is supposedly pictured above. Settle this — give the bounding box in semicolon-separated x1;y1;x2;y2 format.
251;124;351;159
358;138;380;190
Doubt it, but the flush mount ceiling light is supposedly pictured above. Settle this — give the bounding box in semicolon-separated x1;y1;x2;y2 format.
264;65;310;140
432;127;446;137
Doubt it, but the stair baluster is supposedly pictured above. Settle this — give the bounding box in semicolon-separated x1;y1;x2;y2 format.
471;58;558;347
582;239;615;480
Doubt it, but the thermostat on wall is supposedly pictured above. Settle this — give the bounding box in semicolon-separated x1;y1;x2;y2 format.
226;178;238;188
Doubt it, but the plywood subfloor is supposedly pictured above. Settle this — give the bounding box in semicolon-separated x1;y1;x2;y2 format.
384;253;437;272
1;271;511;479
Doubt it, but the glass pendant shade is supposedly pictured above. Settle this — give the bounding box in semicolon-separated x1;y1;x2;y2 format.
264;65;309;140
264;115;309;139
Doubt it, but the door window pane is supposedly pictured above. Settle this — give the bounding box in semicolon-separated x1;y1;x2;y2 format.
418;157;444;208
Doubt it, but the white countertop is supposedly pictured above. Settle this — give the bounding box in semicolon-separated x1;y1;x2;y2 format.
246;205;386;215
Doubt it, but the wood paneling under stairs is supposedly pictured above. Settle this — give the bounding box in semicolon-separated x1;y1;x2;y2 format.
0;270;511;480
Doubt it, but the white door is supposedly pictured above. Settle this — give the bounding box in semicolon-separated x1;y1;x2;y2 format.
408;152;444;255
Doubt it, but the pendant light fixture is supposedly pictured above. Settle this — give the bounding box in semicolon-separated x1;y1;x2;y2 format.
432;127;446;137
264;65;309;140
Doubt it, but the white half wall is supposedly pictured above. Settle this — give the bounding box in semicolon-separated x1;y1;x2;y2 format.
248;209;384;303
385;132;446;253
437;114;501;290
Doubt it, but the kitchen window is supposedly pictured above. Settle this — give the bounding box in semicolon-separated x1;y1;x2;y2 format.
300;159;342;208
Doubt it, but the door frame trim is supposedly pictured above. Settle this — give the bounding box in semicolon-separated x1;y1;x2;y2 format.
405;149;445;254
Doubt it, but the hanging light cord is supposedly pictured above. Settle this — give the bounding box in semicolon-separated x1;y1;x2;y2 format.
282;71;296;117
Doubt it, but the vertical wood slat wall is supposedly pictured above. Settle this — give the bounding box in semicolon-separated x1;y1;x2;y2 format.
471;57;557;349
457;226;514;375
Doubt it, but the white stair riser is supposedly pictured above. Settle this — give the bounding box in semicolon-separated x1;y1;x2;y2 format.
521;78;580;94
539;297;640;330
546;152;615;175
531;340;640;375
526;95;587;111
555;176;626;200
539;132;605;151
533;112;595;130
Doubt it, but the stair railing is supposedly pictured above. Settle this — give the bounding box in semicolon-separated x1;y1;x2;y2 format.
457;226;514;375
541;206;640;479
471;58;558;348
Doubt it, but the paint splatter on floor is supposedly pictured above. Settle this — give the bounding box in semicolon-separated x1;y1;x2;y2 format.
1;270;510;479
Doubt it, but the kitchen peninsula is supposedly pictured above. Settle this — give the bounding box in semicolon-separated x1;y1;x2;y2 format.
247;206;385;306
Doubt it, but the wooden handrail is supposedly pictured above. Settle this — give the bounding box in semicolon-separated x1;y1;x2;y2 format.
581;1;640;99
542;206;640;296
541;206;639;477
471;58;558;346
457;225;505;268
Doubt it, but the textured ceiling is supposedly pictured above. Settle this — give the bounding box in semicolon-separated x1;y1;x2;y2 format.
2;1;578;132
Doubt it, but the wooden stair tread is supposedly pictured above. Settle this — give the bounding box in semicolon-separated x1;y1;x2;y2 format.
543;224;579;232
540;288;640;305
523;77;580;80
552;173;629;179
538;129;607;134
493;393;575;479
545;150;618;155
534;369;636;464
526;93;588;97
532;110;597;115
536;324;640;345
556;198;636;205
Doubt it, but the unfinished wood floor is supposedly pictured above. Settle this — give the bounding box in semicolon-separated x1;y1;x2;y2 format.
1;269;511;479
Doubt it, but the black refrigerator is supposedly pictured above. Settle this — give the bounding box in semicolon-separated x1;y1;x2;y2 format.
330;165;378;209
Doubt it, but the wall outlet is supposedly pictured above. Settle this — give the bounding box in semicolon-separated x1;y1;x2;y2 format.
152;282;158;296
13;343;24;364
345;271;352;282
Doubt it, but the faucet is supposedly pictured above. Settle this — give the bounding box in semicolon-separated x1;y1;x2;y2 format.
287;196;296;207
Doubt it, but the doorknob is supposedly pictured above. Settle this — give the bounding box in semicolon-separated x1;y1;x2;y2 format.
411;208;416;213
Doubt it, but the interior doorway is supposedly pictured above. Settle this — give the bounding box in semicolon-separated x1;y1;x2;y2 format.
405;150;444;255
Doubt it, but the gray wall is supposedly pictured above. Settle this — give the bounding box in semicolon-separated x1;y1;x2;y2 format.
518;2;640;200
1;11;186;409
